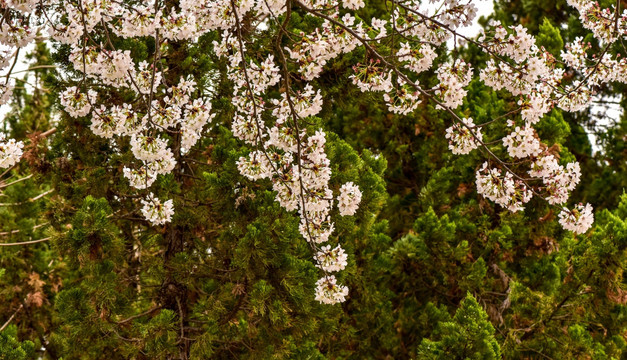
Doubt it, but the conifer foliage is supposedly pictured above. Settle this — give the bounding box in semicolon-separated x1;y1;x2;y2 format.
0;0;626;358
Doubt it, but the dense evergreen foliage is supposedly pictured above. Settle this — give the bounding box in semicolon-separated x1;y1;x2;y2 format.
1;0;626;359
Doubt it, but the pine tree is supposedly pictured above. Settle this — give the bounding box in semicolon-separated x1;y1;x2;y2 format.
0;325;34;360
417;293;501;359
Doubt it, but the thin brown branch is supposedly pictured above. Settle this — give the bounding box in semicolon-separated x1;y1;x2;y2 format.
114;305;162;325
0;237;52;246
0;304;23;332
0;189;55;207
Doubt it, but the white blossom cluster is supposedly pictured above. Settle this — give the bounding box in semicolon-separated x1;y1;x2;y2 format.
0;16;35;47
0;133;24;169
502;126;541;159
558;203;594;235
528;155;581;205
0;81;14;106
382;77;423;115
4;0;40;13
123;166;157;190
397;42;437;75
338;182;362;216
68;47;134;88
315;275;349;305
519;91;552;125
213;20;363;303
314;245;348;272
566;0;627;43
445;118;483;155
476;162;532;213
435;61;473;109
140;193;174;226
288;15;363;81
341;0;364;10
59;87;95;118
351;63;394;93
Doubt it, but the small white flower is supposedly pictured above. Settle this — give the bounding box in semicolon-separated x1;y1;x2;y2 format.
314;245;348;272
315;275;349;304
502;126;541;159
445;118;483;155
0;81;14;106
558;203;594;235
123;166;157;190
59;87;95;118
338;182;362;216
140;193;174;226
341;0;364;10
0;134;24;169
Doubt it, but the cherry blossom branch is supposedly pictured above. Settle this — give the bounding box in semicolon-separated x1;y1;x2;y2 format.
274;0;325;254
229;0;311;194
293;1;523;180
294;0;579;216
391;0;526;73
3;48;20;84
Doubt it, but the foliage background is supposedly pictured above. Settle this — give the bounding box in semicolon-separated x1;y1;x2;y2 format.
1;0;626;359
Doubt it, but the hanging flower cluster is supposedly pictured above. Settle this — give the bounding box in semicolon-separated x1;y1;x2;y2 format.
0;133;24;169
214;20;361;303
566;0;627;44
140;193;175;226
502;126;542;159
0;81;14;106
558;203;594;235
338;182;362;216
445;117;483;155
59;87;95;118
476;162;533;213
315;275;349;304
315;245;348;272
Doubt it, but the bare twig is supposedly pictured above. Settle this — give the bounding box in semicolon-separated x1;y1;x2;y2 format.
0;237;51;246
0;304;23;332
